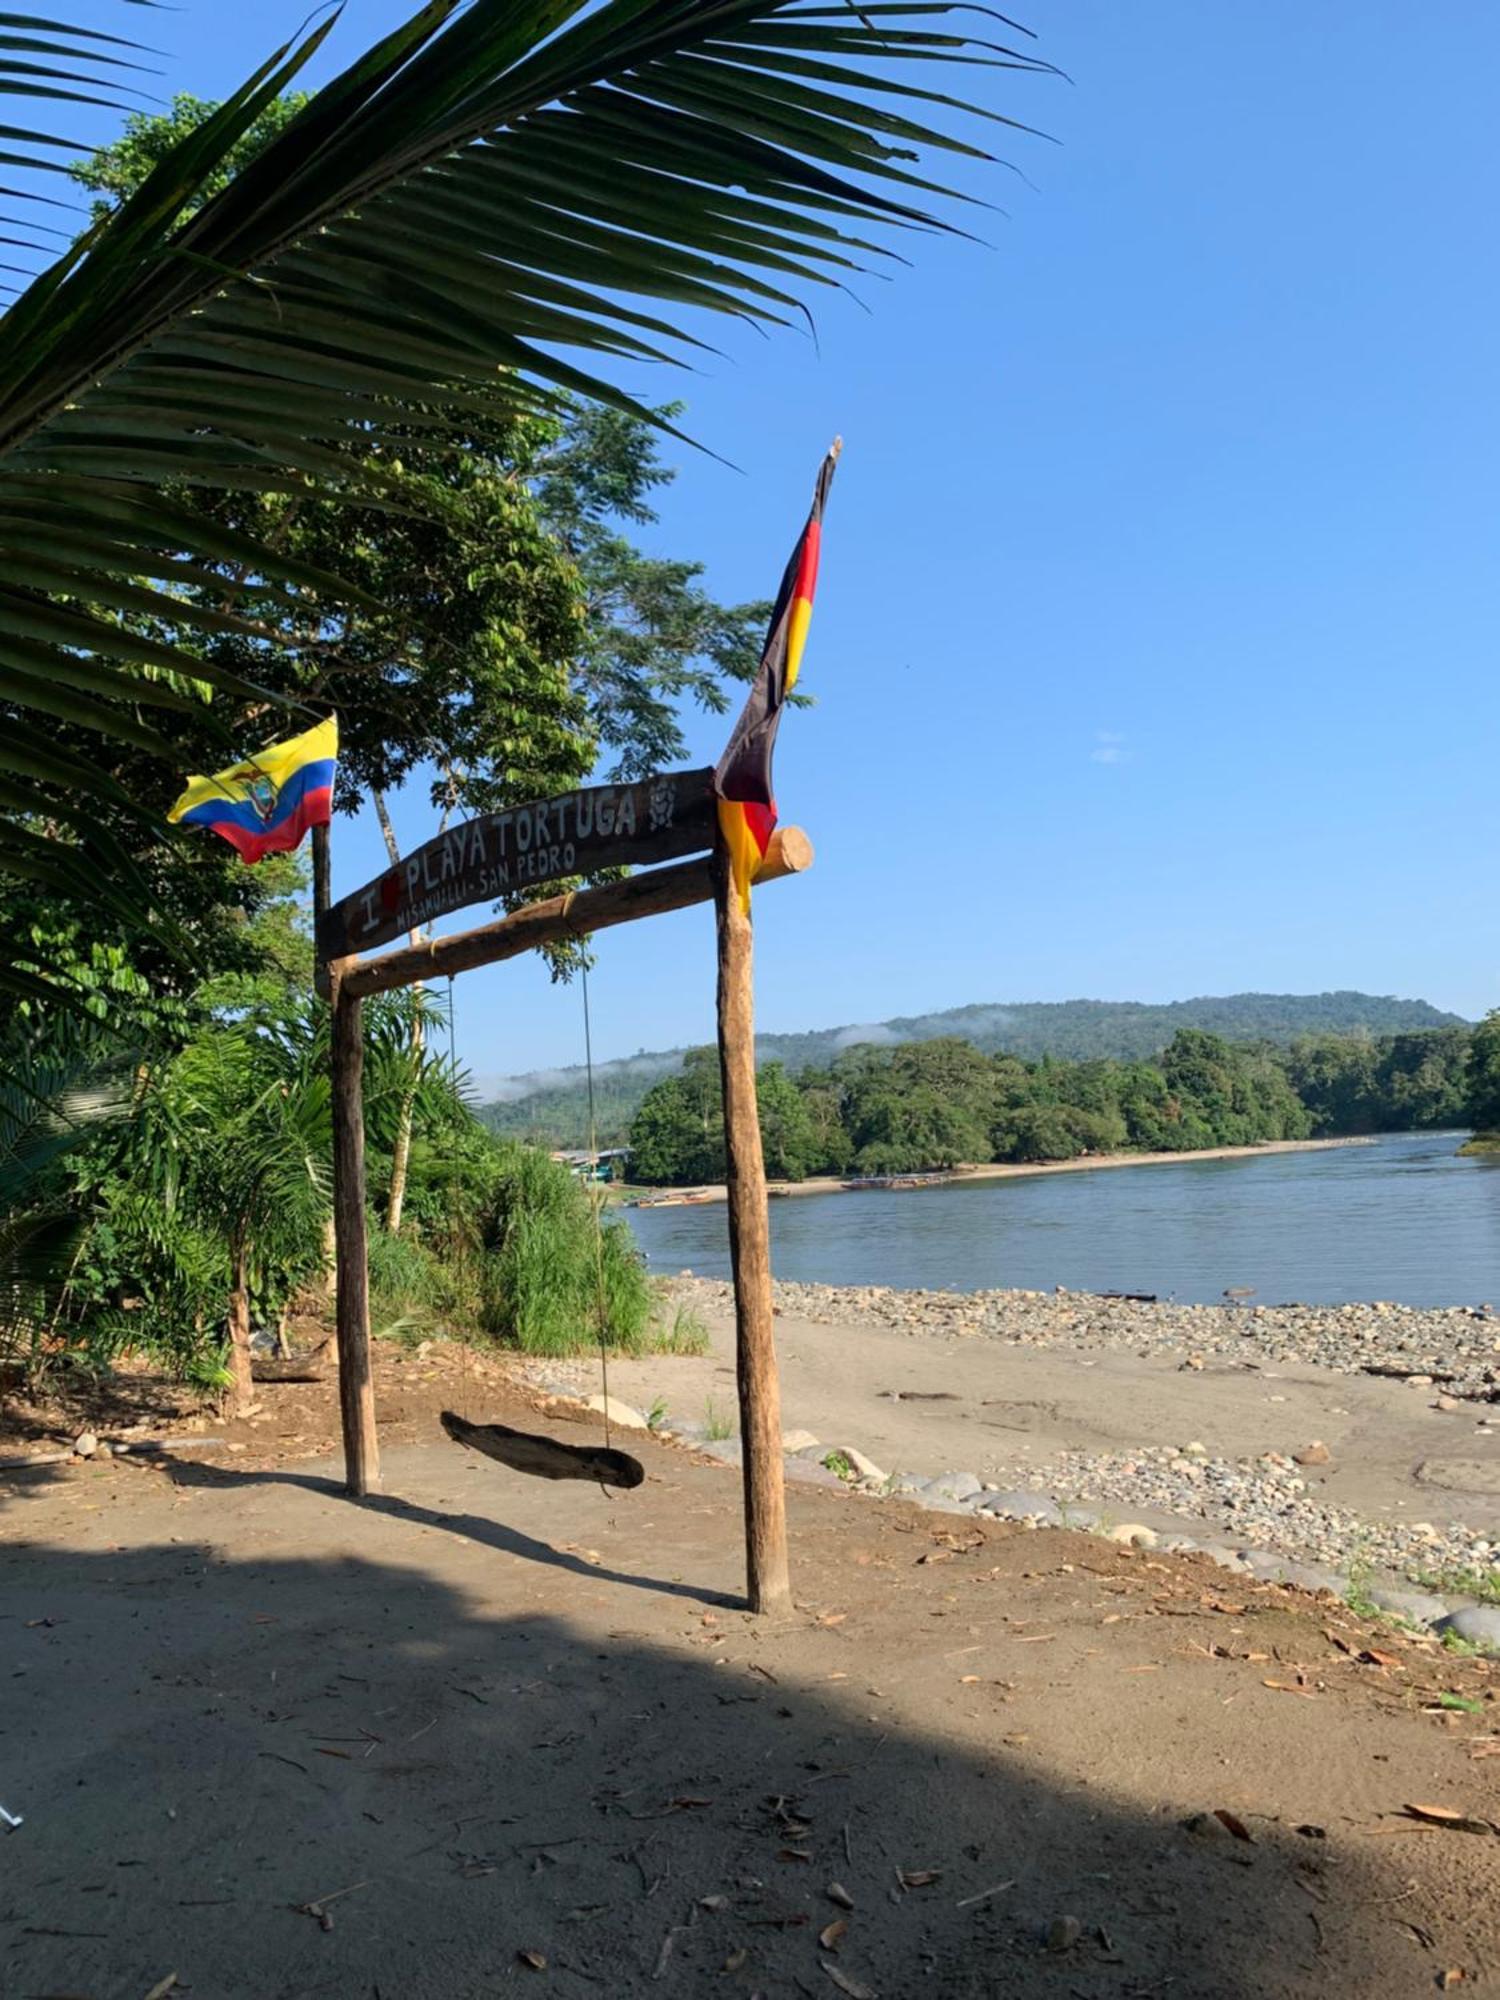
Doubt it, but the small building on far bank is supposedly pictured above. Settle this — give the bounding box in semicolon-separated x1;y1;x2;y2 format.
549;1147;629;1182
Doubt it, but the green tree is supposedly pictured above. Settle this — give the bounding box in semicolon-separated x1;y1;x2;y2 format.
755;1062;819;1182
628;1050;725;1185
1467;1011;1500;1135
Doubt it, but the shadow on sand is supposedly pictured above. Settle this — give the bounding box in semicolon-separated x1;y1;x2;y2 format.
0;1456;1418;2000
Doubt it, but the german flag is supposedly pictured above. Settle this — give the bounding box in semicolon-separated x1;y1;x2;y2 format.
714;442;839;911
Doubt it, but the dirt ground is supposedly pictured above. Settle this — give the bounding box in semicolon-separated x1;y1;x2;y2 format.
3;1348;1500;2000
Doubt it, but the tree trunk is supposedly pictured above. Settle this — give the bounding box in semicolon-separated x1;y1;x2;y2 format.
372;785;425;1236
225;1243;255;1414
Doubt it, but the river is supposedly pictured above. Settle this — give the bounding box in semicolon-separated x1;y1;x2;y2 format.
624;1132;1500;1307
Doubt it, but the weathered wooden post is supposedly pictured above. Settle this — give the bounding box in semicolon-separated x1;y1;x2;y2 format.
329;955;379;1496
713;832;791;1616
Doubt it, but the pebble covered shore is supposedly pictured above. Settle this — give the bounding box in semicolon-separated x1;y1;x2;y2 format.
517;1276;1500;1651
674;1274;1500;1399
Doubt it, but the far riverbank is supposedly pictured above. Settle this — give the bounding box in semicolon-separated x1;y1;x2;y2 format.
625;1130;1499;1306
621;1133;1376;1207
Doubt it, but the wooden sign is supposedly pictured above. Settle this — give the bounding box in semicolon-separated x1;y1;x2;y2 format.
319;767;715;960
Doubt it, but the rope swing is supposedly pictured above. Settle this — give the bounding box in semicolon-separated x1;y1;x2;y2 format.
441;947;645;1492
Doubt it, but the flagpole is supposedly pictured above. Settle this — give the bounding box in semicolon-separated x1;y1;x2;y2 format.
713;827;791;1616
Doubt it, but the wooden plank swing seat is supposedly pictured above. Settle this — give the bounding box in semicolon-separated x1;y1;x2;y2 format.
441;1409;645;1489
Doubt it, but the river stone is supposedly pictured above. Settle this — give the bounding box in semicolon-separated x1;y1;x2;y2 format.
926;1470;982;1503
781;1429;820;1454
584;1393;648;1431
818;1445;885;1484
1270;1560;1348;1597
783;1456;845;1489
1240;1550;1289;1579
1415;1458;1500;1496
1433;1605;1500;1652
1292;1441;1330;1467
1199;1545;1252;1573
1368;1585;1450;1627
976;1489;1062;1525
698;1437;743;1467
1059;1505;1102;1531
912;1487;977;1515
1108;1523;1158;1550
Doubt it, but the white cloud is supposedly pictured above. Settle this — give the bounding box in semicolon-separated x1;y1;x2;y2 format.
1089;730;1131;766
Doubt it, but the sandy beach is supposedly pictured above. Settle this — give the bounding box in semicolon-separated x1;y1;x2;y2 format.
538;1275;1500;1603
5;1341;1499;2000
624;1134;1376;1205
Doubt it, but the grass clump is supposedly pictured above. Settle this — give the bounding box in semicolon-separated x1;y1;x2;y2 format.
702;1395;736;1441
1343;1555;1381;1623
478;1146;651;1360
1412;1566;1500;1608
648;1299;709;1356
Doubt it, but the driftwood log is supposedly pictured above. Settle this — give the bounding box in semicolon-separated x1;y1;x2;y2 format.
251;1338;333;1384
441;1409;644;1488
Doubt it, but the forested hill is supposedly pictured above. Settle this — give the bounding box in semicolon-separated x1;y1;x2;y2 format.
479;991;1468;1147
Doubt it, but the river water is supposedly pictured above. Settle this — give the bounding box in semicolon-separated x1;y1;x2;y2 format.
624;1132;1500;1307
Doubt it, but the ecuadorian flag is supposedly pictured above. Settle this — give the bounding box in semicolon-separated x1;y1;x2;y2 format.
713;444;838;912
167;717;337;864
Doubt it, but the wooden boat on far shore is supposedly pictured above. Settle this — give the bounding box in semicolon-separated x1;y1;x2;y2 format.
630;1189;718;1208
841;1172;953;1192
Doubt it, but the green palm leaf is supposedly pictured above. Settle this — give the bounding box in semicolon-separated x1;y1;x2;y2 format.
0;0;1050;870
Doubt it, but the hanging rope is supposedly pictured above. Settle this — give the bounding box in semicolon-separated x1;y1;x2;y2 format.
581;960;614;1455
447;973;457;1077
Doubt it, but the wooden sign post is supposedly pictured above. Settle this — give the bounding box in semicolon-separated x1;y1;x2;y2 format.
329;956;378;1495
316;771;811;1610
713;836;791;1614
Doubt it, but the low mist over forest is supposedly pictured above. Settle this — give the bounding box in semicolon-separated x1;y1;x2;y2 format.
480;990;1468;1149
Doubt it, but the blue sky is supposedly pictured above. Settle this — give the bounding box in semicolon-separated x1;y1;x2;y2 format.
66;2;1500;1082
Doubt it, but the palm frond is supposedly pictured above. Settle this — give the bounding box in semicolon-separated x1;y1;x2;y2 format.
0;0;1051;834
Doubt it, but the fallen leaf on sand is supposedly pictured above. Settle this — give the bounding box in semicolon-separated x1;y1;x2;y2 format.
820;1919;848;1951
822;1963;876;2000
1262;1680;1318;1698
144;1977;179;2000
959;1675;980;1685
517;1951;547;1971
722;1948;748;1974
899;1869;942;1889
826;1882;855;1909
1360;1648;1402;1669
698;1895;730;1912
1438;1971;1466;1990
1213;1809;1254;1843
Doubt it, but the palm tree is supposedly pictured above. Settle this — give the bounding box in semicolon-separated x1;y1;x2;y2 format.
0;0;1052;905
